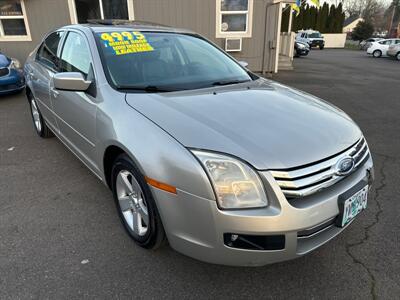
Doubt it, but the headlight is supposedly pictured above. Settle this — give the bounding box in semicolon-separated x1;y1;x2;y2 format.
298;43;305;49
191;150;268;209
9;58;21;69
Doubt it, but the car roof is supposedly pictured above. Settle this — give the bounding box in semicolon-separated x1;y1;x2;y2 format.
297;30;320;34
63;20;195;35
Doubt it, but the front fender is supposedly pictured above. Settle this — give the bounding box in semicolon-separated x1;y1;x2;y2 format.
95;89;215;201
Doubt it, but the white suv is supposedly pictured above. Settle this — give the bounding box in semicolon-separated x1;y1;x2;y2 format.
296;30;325;50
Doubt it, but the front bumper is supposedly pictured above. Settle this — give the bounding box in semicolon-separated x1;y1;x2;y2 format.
296;48;309;56
0;68;25;95
152;156;374;266
309;40;324;48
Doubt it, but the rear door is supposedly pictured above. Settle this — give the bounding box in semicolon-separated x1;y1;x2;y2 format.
379;39;394;55
51;30;99;174
30;31;65;131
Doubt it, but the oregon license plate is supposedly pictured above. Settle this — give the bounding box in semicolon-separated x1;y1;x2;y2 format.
340;185;368;227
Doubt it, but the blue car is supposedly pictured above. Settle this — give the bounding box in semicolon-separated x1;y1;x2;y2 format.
0;52;25;95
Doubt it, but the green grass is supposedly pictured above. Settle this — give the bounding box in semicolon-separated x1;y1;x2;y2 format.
344;42;361;51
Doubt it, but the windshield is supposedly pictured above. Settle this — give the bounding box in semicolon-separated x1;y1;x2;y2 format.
95;31;252;91
309;33;321;38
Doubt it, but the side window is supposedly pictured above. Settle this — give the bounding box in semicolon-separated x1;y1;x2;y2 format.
396;40;400;44
37;31;64;70
60;31;91;77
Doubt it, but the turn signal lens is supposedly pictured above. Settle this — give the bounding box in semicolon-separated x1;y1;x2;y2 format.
145;176;177;194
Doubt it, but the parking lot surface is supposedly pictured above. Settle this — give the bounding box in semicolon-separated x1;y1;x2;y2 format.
1;49;399;299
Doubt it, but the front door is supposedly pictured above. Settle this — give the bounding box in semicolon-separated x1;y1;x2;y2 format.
30;31;65;132
51;30;99;174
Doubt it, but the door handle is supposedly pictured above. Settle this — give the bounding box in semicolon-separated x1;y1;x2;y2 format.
51;88;59;98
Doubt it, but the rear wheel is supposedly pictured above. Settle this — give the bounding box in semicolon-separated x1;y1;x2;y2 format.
111;154;166;249
396;52;400;61
319;45;324;50
373;50;382;58
29;94;53;138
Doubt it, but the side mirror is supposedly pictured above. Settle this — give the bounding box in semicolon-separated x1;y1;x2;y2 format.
53;72;91;92
239;61;249;68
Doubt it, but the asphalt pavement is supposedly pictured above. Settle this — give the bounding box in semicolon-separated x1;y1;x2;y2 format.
0;49;399;299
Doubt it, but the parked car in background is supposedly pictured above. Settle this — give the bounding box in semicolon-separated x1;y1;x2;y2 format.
296;30;325;50
294;41;310;57
367;39;400;58
24;22;374;266
359;38;383;50
387;44;400;60
0;52;25;95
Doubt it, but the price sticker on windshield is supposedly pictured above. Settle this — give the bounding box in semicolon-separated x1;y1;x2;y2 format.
99;31;154;56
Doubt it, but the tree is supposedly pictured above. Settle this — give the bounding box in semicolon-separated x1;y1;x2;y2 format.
386;0;400;35
327;4;336;33
319;3;330;32
335;3;346;33
291;2;345;33
352;20;374;40
341;0;387;25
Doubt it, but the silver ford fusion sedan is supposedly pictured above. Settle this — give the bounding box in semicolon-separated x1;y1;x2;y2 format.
24;21;374;266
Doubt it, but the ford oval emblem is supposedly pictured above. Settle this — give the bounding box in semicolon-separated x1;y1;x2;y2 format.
335;156;355;176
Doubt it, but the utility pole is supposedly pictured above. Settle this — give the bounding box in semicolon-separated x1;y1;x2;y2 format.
388;5;396;37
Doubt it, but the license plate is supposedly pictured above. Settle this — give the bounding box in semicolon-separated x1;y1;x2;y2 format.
340;185;368;227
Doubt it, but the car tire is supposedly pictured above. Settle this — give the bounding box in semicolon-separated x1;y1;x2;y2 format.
373;50;382;58
319;45;324;50
28;94;54;138
396;52;400;61
111;154;166;249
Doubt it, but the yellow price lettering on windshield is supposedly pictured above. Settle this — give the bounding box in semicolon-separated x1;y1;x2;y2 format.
132;32;145;40
100;31;154;55
111;32;123;41
100;33;114;43
121;31;133;40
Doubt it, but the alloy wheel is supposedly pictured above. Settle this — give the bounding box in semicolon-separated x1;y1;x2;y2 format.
373;50;381;58
116;170;149;236
30;98;42;133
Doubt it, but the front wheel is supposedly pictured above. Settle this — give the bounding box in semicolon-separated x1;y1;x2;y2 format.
29;95;53;138
373;50;382;58
396;52;400;61
111;154;166;249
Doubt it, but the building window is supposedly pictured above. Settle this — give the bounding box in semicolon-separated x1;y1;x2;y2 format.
68;0;134;24
0;0;31;41
216;0;253;38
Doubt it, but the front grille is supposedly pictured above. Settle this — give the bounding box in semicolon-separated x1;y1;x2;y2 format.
270;137;370;198
0;67;9;77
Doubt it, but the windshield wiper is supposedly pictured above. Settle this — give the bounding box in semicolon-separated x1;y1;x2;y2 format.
211;79;251;86
116;85;177;93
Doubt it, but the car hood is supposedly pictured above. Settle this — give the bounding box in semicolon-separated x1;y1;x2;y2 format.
0;53;10;68
125;79;361;170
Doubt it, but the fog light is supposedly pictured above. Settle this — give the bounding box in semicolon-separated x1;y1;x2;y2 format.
231;234;239;242
224;233;285;251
